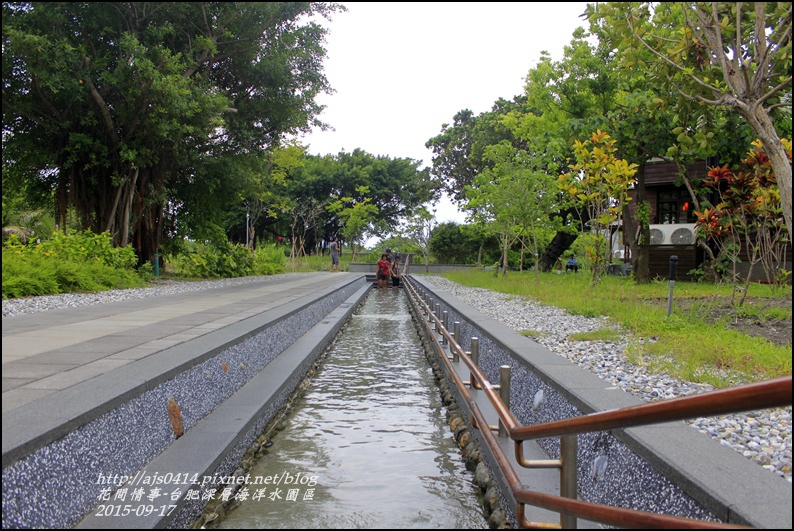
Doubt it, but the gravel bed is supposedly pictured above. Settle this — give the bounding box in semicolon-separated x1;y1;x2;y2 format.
2;273;790;483
419;275;791;484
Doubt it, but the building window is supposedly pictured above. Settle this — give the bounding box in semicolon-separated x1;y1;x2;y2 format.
657;190;695;224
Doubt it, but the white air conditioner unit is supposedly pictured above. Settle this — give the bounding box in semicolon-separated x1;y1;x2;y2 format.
649;224;696;245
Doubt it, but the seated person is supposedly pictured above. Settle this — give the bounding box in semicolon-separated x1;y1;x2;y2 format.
566;255;579;272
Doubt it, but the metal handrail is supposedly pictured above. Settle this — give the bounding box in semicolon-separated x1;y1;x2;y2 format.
403;276;789;529
416;287;521;430
511;376;791;441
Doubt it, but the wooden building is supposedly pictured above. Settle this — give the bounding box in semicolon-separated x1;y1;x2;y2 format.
625;159;791;281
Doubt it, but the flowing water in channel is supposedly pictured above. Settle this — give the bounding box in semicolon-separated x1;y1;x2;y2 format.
217;288;487;529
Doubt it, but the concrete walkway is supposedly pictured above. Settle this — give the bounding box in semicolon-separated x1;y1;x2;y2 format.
2;272;361;465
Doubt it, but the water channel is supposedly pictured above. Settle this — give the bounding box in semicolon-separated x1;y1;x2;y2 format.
217;288;487;529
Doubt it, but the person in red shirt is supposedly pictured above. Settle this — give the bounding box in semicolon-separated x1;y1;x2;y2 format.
377;253;390;289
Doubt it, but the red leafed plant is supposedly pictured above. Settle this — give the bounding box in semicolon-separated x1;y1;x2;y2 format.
695;139;791;303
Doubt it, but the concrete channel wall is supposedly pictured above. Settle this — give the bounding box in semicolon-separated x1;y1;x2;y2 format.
2;276;370;529
408;275;792;529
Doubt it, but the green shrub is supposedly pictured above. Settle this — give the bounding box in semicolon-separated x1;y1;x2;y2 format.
88;262;143;290
37;230;138;269
137;262;155;281
360;249;382;263
2;231;144;298
252;244;286;275
2;253;60;298
167;243;214;278
166;240;255;278
222;241;254;277
52;260;103;293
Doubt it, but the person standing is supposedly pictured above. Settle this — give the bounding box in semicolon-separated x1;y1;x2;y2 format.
390;255;402;289
329;235;340;272
377;253;391;289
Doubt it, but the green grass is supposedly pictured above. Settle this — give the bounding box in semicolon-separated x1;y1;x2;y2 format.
282;253;354;272
733;304;791;321
432;269;791;386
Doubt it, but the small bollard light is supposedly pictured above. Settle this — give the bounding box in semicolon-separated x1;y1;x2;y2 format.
667;256;678;318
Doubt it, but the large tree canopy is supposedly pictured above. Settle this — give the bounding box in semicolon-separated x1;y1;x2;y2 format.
3;2;343;262
284;148;436;243
425;14;785;281
589;2;792;237
425;97;526;205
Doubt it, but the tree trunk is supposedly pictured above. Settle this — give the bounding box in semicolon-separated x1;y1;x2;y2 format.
622;202;639;273
736;104;792;238
501;234;509;277
105;182;124;235
674;158;719;279
620;162;650;283
539;231;578;271
120;168;139;247
519;237;525;273
635;163;650;284
764;139;792;239
129;171;164;267
531;224;540;283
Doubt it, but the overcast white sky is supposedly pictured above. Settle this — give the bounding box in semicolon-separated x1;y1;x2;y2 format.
299;2;591;224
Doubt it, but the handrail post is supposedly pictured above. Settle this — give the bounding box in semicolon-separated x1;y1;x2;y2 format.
560;435;578;529
452;321;460;362
499;365;511;437
470;338;480;389
442;311;449;345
